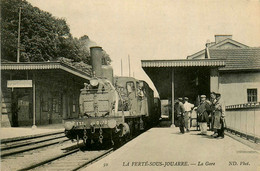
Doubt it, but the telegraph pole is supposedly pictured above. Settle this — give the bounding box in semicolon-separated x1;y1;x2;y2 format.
128;55;131;77
121;58;123;76
17;7;21;63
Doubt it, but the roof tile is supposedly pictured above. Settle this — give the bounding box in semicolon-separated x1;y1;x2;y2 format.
209;48;260;70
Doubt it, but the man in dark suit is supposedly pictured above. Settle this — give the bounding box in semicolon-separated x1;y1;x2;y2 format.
197;95;211;135
175;98;185;134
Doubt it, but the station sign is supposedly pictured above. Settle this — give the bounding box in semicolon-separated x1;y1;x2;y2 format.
7;80;33;88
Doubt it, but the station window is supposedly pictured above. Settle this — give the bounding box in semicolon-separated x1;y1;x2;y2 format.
247;89;257;103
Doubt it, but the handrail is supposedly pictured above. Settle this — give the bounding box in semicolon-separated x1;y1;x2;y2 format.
226;102;260;110
225;103;259;143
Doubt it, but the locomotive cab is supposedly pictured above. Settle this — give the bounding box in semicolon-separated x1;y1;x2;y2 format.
79;78;118;118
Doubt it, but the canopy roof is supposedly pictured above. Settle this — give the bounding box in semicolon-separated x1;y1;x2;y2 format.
1;62;91;80
141;59;226;68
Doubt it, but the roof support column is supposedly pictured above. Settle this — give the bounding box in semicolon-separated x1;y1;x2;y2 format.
32;73;37;129
210;68;219;93
171;69;175;127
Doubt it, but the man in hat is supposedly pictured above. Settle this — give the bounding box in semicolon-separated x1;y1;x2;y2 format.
210;92;217;136
196;95;211;135
210;92;225;139
183;97;194;132
174;98;185;134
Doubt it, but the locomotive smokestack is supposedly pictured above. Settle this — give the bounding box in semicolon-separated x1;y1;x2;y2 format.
90;46;103;77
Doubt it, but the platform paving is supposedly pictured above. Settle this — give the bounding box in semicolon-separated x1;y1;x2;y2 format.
0;124;64;140
85;127;260;171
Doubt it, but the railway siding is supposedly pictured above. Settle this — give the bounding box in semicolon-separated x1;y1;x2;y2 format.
1;141;78;170
31;149;113;171
1;132;68;158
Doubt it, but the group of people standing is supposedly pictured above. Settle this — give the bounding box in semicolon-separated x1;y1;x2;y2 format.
174;92;225;139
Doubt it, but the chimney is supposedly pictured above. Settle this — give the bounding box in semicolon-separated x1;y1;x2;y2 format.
205;39;211;59
90;46;103;77
215;35;232;43
205;39;211;48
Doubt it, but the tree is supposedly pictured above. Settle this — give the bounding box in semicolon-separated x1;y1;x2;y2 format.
1;0;111;65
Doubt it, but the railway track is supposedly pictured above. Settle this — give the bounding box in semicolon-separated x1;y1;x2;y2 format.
21;130;143;170
1;130;142;170
1;139;80;170
1;133;114;171
24;147;114;171
1;131;68;158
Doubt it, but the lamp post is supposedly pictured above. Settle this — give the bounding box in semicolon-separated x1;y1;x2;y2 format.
171;69;175;127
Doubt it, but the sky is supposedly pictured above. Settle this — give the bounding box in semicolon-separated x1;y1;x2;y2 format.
27;0;260;97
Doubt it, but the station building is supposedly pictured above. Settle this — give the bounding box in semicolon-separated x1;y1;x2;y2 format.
142;35;260;139
1;60;91;127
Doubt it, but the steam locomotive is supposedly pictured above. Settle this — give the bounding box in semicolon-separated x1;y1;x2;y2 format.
64;47;160;146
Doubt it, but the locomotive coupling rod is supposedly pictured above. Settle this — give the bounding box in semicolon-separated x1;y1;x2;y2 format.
99;126;103;144
99;135;103;144
110;132;114;145
91;126;95;134
77;135;79;145
83;125;88;144
99;126;103;134
111;138;114;146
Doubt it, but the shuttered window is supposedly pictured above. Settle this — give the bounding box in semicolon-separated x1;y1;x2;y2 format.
247;89;257;103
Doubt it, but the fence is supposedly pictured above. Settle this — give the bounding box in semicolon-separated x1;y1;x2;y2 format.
225;102;260;143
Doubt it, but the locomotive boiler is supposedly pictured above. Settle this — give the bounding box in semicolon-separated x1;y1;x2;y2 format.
64;46;160;146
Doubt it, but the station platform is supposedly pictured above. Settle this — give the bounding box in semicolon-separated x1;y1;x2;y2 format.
86;127;260;171
0;124;64;141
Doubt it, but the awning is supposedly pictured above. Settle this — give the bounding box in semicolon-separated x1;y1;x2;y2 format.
142;59;226;99
141;59;225;68
1;62;91;80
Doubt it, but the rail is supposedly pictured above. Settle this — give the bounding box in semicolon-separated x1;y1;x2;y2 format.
19;147;113;171
1;132;68;157
225;102;260;143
